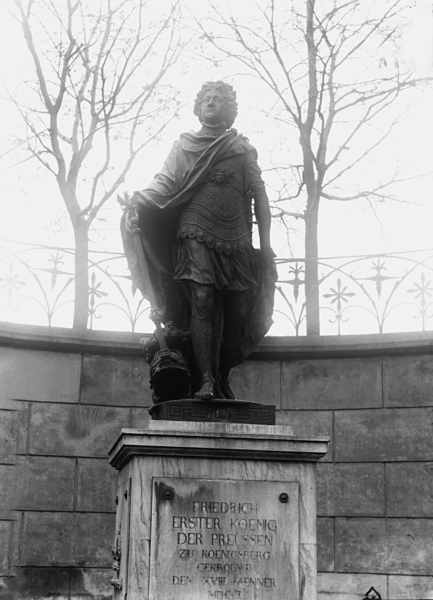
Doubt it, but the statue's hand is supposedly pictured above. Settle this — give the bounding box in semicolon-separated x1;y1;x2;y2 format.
118;192;140;234
261;245;275;261
261;245;278;280
124;211;140;234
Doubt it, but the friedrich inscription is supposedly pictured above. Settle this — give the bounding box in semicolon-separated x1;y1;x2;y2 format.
149;479;299;600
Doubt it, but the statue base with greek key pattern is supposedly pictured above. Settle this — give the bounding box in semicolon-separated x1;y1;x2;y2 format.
148;399;276;425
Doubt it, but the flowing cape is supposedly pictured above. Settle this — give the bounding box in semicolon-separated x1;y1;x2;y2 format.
121;129;276;365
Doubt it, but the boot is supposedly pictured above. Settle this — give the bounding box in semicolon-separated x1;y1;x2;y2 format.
195;372;215;400
220;377;236;400
218;290;247;400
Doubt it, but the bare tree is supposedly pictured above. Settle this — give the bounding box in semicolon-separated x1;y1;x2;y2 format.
9;0;183;328
195;0;432;333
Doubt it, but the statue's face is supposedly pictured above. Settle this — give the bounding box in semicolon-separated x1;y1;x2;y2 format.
200;89;227;125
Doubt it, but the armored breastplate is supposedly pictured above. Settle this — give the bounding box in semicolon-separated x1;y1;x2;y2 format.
177;157;251;255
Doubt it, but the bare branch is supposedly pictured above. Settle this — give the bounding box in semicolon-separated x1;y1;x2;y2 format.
8;0;182;222
272;206;306;220
322;169;433;202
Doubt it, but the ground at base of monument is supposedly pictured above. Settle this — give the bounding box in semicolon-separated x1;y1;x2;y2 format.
149;399;276;425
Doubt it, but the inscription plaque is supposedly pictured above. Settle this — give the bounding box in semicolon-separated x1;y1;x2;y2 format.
149;478;300;600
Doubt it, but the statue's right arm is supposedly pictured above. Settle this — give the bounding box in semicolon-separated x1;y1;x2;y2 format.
134;140;181;204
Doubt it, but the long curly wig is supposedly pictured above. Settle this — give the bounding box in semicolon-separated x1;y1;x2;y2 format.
193;81;238;128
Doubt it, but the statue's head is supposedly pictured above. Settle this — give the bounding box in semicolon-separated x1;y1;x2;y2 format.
193;81;238;128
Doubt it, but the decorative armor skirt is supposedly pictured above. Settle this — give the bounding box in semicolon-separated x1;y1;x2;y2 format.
174;237;257;291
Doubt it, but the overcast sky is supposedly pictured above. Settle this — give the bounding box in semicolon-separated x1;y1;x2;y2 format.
0;0;432;260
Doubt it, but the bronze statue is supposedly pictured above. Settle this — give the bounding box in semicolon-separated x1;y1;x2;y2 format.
121;81;277;402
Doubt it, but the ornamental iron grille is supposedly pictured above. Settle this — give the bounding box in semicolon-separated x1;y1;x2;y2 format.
0;239;149;333
2;239;433;336
274;250;433;336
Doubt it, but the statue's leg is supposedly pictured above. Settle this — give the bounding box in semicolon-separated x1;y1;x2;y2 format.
211;291;224;398
219;290;248;399
190;281;215;400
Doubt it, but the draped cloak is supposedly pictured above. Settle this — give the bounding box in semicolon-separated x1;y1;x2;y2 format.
121;128;277;367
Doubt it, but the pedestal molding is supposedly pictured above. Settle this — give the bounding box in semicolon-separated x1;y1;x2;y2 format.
109;427;329;470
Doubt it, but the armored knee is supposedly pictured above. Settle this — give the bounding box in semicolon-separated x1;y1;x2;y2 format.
190;282;214;320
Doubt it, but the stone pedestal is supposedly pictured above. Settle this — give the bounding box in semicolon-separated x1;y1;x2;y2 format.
108;421;328;600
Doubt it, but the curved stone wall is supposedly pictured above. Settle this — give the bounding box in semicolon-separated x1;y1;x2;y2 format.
1;323;432;599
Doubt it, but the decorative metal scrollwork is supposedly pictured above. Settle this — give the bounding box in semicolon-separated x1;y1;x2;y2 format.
4;238;433;336
109;524;123;591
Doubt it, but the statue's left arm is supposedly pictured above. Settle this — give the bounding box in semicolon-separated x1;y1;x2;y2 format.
237;148;278;360
247;155;275;262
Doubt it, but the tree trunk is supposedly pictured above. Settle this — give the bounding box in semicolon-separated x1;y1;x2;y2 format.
73;218;89;329
304;196;320;335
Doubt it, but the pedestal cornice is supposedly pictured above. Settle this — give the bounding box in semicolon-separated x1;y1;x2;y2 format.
108;422;329;470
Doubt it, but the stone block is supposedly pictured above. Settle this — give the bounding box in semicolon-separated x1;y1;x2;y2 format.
70;568;112;600
0;465;16;518
0;567;113;600
0;403;29;458
388;575;433;599
230;360;281;406
9;517;21;574
281;357;382;410
11;457;75;512
384;355;433;407
29;404;130;457
16;402;29;455
318;573;387;600
276;410;333;461
131;407;151;429
0;348;80;403
317;517;334;572
77;459;117;513
0;410;17;464
22;513;73;566
317;463;385;516
335;408;433;462
387;463;433;517
81;354;151;407
336;517;433;574
72;513;115;568
22;512;114;567
0;521;10;576
0;567;70;600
